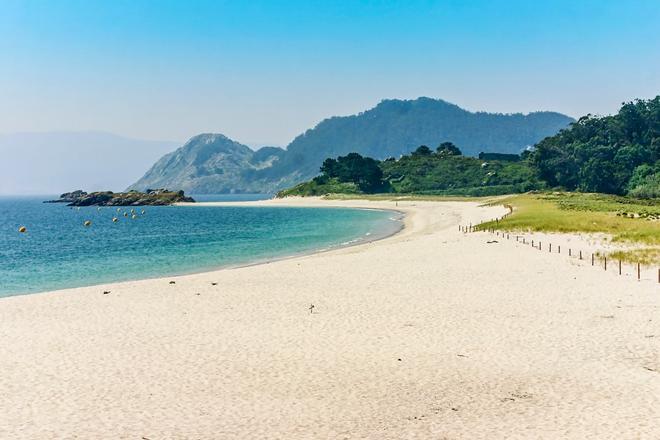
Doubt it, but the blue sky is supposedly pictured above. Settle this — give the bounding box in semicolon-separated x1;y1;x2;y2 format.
1;0;658;145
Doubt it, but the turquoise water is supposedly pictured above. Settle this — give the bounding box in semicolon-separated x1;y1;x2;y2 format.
0;195;401;298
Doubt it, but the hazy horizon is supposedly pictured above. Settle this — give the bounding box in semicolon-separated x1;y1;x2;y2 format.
0;95;579;148
1;0;659;195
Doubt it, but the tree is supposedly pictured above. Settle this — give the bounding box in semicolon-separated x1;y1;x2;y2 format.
531;96;660;196
437;142;462;156
320;158;339;177
412;145;432;156
319;152;383;191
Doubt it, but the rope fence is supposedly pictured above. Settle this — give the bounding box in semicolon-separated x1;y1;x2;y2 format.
459;204;659;284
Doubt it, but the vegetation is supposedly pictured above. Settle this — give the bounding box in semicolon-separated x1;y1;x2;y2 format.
269;97;573;183
277;178;361;197
278;96;659;200
276;143;542;197
275;97;660;262
533;96;660;196
479;192;660;263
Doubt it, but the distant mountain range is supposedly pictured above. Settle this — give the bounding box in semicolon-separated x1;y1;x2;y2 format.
0;132;178;195
130;98;574;194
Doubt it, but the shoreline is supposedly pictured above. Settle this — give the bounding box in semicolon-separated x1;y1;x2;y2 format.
0;201;404;300
2;198;659;439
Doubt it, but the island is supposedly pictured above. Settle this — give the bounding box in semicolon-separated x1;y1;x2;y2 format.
44;189;195;206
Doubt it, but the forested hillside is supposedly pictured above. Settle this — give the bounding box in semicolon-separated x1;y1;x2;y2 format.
533;96;659;198
279;96;660;199
131;97;573;193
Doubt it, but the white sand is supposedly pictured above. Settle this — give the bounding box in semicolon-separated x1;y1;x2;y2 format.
1;197;659;439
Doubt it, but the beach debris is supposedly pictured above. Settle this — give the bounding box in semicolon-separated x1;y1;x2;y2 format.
18;226;27;233
457;354;468;358
83;220;92;227
309;304;315;314
397;358;402;361
486;240;498;244
169;281;176;285
211;282;218;286
102;290;110;294
195;293;200;296
112;217;118;222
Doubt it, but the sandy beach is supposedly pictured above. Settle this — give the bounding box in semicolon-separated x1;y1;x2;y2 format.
1;197;659;439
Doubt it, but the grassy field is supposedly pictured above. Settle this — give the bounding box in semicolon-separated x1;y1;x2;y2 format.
478;192;660;264
319;191;660;264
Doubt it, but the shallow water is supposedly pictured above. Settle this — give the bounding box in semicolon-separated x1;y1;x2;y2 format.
0;195;401;298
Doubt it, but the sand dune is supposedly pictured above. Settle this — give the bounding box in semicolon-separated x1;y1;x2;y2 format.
1;198;658;439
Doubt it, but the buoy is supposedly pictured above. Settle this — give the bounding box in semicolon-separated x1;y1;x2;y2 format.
84;220;92;227
131;214;137;219
112;217;118;222
116;208;121;212
123;212;128;217
18;226;27;233
130;209;135;214
141;210;145;215
97;207;101;211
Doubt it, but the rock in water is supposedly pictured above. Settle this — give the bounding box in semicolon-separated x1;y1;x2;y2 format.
44;189;195;206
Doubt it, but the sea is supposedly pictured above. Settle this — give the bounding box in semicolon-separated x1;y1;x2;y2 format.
0;195;402;298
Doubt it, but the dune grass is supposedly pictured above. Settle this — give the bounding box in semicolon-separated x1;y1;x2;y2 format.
479;192;660;264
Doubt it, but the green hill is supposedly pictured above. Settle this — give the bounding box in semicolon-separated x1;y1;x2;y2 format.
130;98;573;194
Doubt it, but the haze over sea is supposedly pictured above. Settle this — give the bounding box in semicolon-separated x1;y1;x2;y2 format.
0;195;401;298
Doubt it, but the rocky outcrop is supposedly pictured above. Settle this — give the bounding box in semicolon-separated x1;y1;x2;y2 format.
45;189;195;206
44;190;88;203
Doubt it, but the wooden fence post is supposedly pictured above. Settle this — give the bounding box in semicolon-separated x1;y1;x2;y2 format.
549;243;552;252
605;257;607;271
619;260;622;275
638;263;641;280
